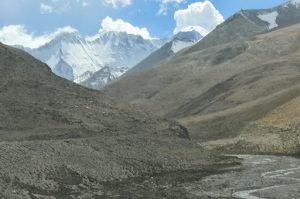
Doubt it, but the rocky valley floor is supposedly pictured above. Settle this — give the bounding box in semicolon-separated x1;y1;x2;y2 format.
0;135;241;199
2;150;298;199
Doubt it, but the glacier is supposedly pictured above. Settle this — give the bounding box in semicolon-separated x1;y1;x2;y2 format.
26;31;164;84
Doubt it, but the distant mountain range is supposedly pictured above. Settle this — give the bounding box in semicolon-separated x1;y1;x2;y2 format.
25;31;165;84
82;29;204;89
16;26;206;89
18;0;300;91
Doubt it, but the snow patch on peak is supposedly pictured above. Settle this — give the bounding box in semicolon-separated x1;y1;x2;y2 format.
82;66;129;89
290;0;300;6
171;30;203;53
171;40;194;53
52;26;78;38
85;34;99;42
176;26;209;37
173;31;203;43
74;71;94;83
258;11;279;30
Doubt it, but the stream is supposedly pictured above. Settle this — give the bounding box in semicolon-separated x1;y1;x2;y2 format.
231;155;300;199
98;155;300;199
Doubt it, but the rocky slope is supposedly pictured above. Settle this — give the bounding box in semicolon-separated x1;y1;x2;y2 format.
103;2;300;155
0;43;238;198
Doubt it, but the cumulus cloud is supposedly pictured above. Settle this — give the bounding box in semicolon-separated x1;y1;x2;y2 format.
105;0;132;8
40;3;54;14
100;16;152;39
174;0;224;36
51;26;78;37
158;0;186;15
0;25;78;48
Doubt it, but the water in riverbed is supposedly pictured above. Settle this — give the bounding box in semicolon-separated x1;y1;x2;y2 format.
98;155;300;199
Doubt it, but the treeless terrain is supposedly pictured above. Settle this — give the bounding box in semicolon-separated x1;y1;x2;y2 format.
0;43;237;198
104;24;300;154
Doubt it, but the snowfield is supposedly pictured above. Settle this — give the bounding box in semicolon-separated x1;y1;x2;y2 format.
258;11;279;30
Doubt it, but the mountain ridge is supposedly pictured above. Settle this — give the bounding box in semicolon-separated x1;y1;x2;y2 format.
102;1;300;154
25;30;164;84
125;30;204;76
119;0;300;80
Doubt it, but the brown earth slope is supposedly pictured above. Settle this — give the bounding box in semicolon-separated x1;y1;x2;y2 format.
0;43;237;198
104;24;300;154
204;93;300;155
0;43;189;141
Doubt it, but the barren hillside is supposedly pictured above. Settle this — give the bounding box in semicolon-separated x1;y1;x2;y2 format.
0;43;235;198
104;24;300;154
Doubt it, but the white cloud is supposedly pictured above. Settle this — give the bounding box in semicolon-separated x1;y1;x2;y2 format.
82;1;89;7
40;3;54;14
0;25;78;48
39;0;88;14
51;26;78;37
105;0;132;8
174;0;224;36
158;0;186;15
100;16;152;39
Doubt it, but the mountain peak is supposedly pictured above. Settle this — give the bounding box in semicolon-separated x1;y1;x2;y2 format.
53;31;82;42
173;30;203;43
98;30;144;39
26;29;163;84
289;0;300;6
175;26;209;37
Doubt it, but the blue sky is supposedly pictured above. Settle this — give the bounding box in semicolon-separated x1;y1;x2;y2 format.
0;0;289;47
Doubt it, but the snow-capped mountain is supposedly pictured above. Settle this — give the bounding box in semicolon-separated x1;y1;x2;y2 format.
238;0;300;31
183;0;300;55
171;30;203;53
116;0;300;80
26;31;164;83
289;0;300;7
78;29;202;89
22;0;300;90
127;29;203;75
80;66;128;89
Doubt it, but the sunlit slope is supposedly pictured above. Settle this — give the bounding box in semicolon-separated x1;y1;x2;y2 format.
104;23;300;155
